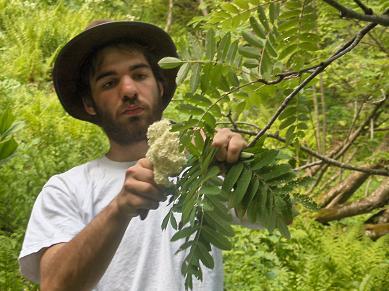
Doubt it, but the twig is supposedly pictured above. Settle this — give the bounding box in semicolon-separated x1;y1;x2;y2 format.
248;22;378;148
319;75;327;153
232;128;389;176
353;0;373;15
322;0;389;26
295;160;323;171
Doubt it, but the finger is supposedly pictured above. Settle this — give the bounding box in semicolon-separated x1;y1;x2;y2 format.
226;135;247;163
211;128;233;147
212;129;233;162
138;158;154;170
123;179;166;202
126;164;155;184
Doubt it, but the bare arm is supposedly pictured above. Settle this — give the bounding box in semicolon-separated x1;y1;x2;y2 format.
40;158;165;291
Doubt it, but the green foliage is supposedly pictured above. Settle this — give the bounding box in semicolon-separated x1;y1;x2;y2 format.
0;0;388;289
0;110;23;164
224;218;389;291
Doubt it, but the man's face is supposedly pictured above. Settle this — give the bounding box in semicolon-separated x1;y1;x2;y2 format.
85;47;164;145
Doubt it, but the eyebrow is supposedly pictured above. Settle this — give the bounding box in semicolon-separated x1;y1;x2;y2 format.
94;63;151;83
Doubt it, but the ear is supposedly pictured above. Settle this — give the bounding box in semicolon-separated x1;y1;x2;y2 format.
82;97;97;115
157;81;164;98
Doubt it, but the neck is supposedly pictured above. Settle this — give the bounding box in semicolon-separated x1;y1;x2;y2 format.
106;139;149;162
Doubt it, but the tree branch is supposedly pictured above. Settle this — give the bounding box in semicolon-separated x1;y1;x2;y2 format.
309;98;385;176
319;166;376;208
315;178;389;223
247;22;378;148
165;0;174;32
232;127;389;176
322;0;389;26
353;0;373;15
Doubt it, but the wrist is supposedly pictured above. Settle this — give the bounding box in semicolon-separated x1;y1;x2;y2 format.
111;196;136;222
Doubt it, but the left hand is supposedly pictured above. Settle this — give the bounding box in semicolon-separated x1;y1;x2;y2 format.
211;128;247;163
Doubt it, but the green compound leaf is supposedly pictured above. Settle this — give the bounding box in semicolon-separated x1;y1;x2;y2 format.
196;241;214;269
171;226;198;242
201;225;232;250
260;164;293;181
158;57;184;69
238;46;259;59
204;211;235;237
250;16;266;39
206;29;216;60
190;63;201;93
251;150;278;170
217;32;231;62
201;184;221;195
242;31;264;48
232;167;252;206
223;162;244;192
257;6;270;31
176;62;190;85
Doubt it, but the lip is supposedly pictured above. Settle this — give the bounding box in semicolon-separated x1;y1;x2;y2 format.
122;105;144;116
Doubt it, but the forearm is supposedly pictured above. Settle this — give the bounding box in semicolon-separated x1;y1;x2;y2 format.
40;198;131;291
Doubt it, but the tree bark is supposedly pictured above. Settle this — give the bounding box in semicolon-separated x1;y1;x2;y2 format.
165;0;174;32
316;178;389;223
319;165;380;208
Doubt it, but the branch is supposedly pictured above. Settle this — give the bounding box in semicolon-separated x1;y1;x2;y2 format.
322;0;389;26
319;166;374;207
309;98;385;176
316;178;389;223
353;0;373;15
165;0;174;32
248;22;378;148
232;127;389;176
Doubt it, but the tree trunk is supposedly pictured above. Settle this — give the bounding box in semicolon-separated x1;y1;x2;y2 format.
319;166;375;208
165;0;174;32
315;178;389;223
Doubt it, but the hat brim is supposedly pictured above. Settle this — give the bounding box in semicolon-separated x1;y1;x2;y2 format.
53;21;178;123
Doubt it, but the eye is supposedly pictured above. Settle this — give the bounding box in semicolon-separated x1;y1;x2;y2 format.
133;73;148;81
101;79;116;89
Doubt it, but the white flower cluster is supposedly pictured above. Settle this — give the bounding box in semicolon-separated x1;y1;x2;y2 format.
146;119;187;187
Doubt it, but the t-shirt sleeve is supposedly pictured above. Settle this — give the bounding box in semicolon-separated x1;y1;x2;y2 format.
18;175;86;283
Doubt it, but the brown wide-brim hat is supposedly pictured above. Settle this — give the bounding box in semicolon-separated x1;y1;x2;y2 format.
53;20;178;123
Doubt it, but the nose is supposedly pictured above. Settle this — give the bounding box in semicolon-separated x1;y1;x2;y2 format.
120;75;137;102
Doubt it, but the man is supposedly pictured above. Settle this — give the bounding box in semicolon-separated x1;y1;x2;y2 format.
19;20;247;290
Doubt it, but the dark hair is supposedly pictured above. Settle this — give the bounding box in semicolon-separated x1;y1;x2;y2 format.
78;41;166;105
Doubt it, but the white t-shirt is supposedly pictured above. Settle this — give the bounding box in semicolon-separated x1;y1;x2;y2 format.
19;156;223;290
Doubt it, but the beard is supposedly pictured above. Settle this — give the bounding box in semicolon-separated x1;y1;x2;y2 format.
94;103;163;145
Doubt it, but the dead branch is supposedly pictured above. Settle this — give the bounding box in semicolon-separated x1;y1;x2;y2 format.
232;127;389;176
322;0;389;26
315;178;389;223
319;165;379;208
309;98;385;176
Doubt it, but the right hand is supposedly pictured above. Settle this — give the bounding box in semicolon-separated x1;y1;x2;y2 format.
115;158;166;219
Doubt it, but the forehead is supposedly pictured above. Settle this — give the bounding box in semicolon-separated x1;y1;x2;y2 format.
93;46;149;71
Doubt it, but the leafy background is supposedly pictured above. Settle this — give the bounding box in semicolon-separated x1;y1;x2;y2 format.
0;0;388;290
